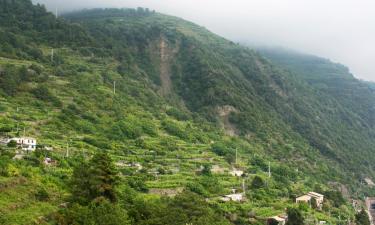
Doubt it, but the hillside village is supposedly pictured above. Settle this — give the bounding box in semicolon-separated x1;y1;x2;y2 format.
1;1;375;225
0;130;368;225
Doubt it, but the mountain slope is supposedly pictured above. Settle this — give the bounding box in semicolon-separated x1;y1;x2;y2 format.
69;9;375;179
0;2;371;224
258;47;375;173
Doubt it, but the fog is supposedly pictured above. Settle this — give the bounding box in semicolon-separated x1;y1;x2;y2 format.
33;0;375;81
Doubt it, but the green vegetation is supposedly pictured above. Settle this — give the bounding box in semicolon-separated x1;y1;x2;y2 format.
355;209;370;225
0;0;372;224
286;207;304;225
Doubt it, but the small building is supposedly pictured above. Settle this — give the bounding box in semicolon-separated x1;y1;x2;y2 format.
8;137;37;151
220;193;244;202
230;169;244;177
296;192;324;209
364;178;375;187
267;215;287;225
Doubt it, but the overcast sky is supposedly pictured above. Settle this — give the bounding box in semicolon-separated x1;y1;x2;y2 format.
33;0;375;81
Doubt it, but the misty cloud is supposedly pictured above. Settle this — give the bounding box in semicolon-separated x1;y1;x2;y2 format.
33;0;375;81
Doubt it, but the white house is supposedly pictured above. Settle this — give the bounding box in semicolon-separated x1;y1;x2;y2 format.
8;137;37;151
220;193;244;202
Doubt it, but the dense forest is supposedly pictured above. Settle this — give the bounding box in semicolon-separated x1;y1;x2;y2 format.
0;0;374;224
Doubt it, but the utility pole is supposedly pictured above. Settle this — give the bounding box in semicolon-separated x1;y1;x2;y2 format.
66;142;69;158
235;148;238;165
242;179;246;193
268;161;271;178
51;49;54;62
23;127;26;137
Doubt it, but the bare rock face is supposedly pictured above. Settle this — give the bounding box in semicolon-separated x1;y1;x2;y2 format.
217;105;238;136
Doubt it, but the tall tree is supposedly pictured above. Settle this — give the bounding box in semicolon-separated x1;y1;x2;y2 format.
89;152;119;203
71;152;119;205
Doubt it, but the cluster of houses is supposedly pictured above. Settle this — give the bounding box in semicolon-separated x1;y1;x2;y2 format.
1;136;58;166
264;192;324;225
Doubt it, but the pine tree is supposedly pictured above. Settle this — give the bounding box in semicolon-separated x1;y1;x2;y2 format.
88;152;119;203
70;161;92;205
71;152;119;205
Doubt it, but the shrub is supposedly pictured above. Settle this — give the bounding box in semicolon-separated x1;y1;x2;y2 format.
127;176;149;193
59;201;131;225
251;176;265;189
201;164;212;176
286;207;304;225
29;64;43;74
6;164;20;177
356;209;370;225
166;107;190;121
7;140;17;148
35;187;49;201
162;119;186;139
31;86;62;107
324;190;345;207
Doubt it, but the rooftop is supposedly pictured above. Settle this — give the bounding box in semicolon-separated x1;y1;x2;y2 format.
308;192;324;198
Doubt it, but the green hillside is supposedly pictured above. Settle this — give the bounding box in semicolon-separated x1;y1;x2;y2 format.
0;1;373;224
